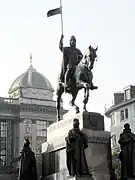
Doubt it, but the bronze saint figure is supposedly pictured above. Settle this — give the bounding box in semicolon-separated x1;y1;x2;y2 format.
56;34;98;120
65;118;91;177
59;35;83;92
19;138;37;180
118;123;135;179
110;168;117;180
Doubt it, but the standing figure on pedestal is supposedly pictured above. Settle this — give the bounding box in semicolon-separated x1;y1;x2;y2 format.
110;168;117;180
118;123;135;180
19;138;37;180
65;118;91;177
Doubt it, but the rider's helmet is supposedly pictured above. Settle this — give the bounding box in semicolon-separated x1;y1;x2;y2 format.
70;35;76;47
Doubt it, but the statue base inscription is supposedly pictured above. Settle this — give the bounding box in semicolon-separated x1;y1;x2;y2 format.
42;111;111;180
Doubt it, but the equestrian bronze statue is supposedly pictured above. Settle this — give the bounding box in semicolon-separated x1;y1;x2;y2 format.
56;35;98;120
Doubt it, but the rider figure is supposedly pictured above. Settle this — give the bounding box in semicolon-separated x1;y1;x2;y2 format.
59;34;83;91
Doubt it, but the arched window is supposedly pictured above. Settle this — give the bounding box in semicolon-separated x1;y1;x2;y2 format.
36;120;47;137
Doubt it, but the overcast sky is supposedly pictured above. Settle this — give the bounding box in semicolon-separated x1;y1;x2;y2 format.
0;0;135;130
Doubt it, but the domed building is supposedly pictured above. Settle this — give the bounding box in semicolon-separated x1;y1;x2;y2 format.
9;63;54;100
0;55;66;176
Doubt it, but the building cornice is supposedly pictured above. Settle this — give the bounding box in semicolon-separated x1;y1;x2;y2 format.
0;115;19;120
105;97;135;117
20;104;66;114
20;96;56;102
0;101;20;118
9;85;54;94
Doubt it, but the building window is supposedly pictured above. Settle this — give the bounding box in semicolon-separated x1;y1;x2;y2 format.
0;150;6;166
1;122;7;137
120;110;124;121
111;113;115;126
36;120;47;137
125;109;128;119
120;109;128;121
125;89;130;100
133;105;135;118
112;134;117;147
0;121;7;166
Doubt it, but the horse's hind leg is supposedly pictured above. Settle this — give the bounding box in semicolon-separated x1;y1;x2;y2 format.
56;84;64;121
83;87;89;111
56;95;61;121
70;90;80;114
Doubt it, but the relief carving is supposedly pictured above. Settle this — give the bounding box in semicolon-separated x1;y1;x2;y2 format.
23;119;32;136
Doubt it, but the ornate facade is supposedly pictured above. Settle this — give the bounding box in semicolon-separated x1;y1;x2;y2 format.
0;62;66;176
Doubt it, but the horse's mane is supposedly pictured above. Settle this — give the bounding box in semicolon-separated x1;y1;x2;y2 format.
78;51;90;69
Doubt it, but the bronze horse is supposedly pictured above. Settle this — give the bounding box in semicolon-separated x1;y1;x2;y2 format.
56;45;98;121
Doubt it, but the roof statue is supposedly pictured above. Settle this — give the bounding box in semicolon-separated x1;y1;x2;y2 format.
29;52;33;67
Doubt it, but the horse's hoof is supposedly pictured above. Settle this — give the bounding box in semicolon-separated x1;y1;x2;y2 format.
91;85;98;90
57;117;61;121
83;109;88;112
76;109;80;114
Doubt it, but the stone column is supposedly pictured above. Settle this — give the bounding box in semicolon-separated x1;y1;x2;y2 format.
32;120;36;153
19;119;24;152
6;120;12;164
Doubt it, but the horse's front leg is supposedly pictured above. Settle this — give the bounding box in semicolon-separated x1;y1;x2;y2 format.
56;84;64;121
56;95;61;121
83;87;89;111
70;90;80;114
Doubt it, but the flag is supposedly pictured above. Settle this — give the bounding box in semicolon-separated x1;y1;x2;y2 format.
47;7;61;17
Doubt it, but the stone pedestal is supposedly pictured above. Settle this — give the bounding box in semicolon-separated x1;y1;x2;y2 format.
43;172;93;180
42;112;112;180
67;175;93;180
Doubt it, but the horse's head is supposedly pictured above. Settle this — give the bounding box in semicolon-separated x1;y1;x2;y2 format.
84;45;98;70
89;45;98;60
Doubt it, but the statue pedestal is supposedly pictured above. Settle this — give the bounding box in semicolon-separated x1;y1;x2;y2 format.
67;175;93;180
42;112;111;180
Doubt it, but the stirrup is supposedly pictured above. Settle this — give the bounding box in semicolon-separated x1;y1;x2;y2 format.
59;82;64;86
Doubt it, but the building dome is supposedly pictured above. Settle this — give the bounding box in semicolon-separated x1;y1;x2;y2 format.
9;65;54;93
